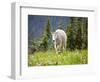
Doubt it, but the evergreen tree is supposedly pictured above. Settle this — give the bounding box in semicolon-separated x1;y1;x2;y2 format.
80;18;88;49
75;18;82;49
70;17;75;50
66;24;71;49
66;17;75;50
66;17;88;50
81;18;84;49
40;18;51;51
83;18;88;49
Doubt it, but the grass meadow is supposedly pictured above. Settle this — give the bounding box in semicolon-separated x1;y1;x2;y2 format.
28;50;88;66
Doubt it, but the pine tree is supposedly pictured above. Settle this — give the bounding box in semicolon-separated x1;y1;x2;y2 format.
66;17;75;50
75;18;82;49
79;18;88;49
66;24;71;49
40;18;50;51
66;17;88;50
70;17;75;50
83;18;88;49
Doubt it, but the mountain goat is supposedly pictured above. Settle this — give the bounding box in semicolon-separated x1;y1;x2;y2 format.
51;29;67;54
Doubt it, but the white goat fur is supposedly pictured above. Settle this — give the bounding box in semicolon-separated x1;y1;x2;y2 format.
51;29;67;54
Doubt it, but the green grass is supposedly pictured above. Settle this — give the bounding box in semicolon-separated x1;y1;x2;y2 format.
28;50;88;66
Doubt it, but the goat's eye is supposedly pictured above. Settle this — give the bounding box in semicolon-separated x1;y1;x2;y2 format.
53;40;55;42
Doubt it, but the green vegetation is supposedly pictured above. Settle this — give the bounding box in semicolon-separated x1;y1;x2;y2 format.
66;17;88;50
28;17;88;66
28;50;88;66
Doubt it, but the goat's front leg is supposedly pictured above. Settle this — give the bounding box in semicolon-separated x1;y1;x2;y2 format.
54;42;58;54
